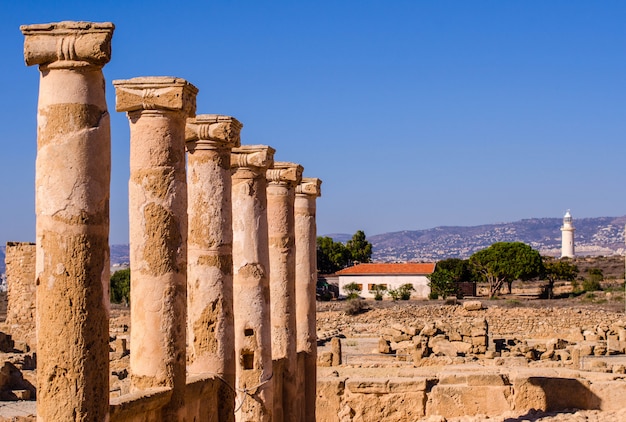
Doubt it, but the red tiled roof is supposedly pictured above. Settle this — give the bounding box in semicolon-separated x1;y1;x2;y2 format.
335;262;435;275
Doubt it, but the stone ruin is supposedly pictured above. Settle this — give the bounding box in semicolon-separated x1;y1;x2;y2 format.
2;20;322;421
4;19;626;422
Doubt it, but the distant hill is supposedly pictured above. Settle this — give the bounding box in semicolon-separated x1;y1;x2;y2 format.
327;216;626;262
2;216;625;274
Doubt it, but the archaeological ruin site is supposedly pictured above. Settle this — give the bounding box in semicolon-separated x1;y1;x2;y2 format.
1;20;626;422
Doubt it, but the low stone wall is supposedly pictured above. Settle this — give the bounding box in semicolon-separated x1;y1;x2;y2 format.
317;367;626;421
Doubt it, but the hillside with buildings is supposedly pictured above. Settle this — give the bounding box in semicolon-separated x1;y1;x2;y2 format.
2;215;625;275
368;215;626;262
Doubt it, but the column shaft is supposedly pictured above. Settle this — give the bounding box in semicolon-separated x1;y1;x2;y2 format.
186;115;242;422
22;21;114;422
267;163;302;422
231;146;275;422
114;77;197;420
295;178;322;422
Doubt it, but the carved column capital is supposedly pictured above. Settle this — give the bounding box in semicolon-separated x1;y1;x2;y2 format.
186;114;243;151
113;77;198;116
266;162;303;187
21;21;114;69
231;145;275;171
296;177;322;197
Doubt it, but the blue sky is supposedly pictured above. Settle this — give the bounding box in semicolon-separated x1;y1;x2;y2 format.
1;1;624;245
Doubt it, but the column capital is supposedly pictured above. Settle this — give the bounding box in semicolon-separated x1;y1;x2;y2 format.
231;145;275;171
296;178;322;197
21;21;114;69
266;162;303;186
186;114;243;151
113;77;198;116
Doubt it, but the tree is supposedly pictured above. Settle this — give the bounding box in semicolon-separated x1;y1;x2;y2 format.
317;236;351;274
428;258;473;298
428;269;457;299
346;230;373;264
469;242;544;298
110;268;130;305
542;257;578;299
317;230;373;273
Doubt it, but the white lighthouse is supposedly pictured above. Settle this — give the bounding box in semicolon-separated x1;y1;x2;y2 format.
561;210;575;258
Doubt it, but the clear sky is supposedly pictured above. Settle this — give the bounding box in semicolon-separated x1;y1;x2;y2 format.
1;1;624;245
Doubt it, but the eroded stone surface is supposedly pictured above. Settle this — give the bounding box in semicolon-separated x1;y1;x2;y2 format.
231;145;275;422
186;114;242;422
22;20;114;421
294;177;321;422
114;76;197;421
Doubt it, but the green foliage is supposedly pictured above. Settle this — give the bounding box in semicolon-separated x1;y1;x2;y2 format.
369;284;387;300
428;269;457;299
398;283;414;300
428;291;439;300
317;236;351;274
542;257;579;299
110;268;130;305
388;284;414;300
346;230;373;264
469;242;544;298
388;288;401;301
343;282;362;299
317;230;373;274
582;278;602;292
587;268;604;283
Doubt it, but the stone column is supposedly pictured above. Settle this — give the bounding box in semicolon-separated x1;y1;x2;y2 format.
231;145;275;422
114;77;197;419
266;162;303;422
186;114;242;422
4;242;36;350
295;177;322;422
21;21;114;422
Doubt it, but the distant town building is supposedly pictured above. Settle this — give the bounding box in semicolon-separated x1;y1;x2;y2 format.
335;262;435;299
561;210;575;258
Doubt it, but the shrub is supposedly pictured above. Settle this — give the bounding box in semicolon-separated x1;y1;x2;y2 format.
399;284;414;300
388;288;400;301
428;291;439;300
343;282;361;299
344;298;365;315
369;284;387;301
582;278;602;292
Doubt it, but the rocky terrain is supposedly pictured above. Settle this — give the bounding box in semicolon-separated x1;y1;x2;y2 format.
315;286;626;421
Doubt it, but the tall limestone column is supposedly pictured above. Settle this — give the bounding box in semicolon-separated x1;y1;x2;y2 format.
21;21;114;421
186;114;242;422
114;77;197;419
266;162;303;422
231;145;275;422
295;177;322;422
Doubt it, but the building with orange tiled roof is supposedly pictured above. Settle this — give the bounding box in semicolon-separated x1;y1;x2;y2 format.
335;262;436;299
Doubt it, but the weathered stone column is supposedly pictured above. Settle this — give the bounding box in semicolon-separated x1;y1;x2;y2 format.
266;162;303;422
4;242;36;350
295;177;322;422
114;77;197;419
231;145;275;422
186;114;242;422
21;21;114;422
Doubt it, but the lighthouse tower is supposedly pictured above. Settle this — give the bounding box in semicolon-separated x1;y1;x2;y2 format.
561;210;575;258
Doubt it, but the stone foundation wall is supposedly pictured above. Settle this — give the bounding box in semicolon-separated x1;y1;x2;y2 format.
4;242;36;350
317;369;626;421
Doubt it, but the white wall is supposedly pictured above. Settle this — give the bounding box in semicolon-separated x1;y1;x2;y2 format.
338;274;430;299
